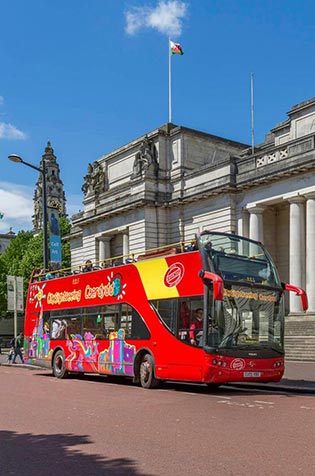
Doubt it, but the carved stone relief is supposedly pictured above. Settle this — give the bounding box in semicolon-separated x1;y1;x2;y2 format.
131;136;158;179
82;161;106;196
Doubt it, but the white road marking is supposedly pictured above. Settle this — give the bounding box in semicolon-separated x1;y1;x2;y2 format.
254;400;274;405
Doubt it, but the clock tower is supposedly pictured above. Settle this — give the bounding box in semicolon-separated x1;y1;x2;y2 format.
33;141;66;231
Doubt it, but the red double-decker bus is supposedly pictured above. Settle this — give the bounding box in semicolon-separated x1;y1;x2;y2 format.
24;231;307;388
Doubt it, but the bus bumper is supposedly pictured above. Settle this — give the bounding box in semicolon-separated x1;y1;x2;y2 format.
204;356;284;384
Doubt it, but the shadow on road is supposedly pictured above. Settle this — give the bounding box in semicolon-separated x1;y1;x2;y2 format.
0;430;152;476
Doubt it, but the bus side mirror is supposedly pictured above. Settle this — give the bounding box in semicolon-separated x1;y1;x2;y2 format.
199;270;224;301
282;282;308;311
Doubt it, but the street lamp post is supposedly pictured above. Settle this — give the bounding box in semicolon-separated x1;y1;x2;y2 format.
8;154;49;270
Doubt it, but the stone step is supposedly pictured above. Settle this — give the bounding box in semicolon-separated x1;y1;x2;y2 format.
285;342;315;346
285;326;315;332
286;336;315;339
284;322;315;331
285;350;315;356
285;342;315;345
285;328;315;334
285;349;315;355
285;355;315;360
284;341;315;346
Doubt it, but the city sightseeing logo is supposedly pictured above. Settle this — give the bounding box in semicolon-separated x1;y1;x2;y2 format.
29;283;47;309
164;262;185;288
85;272;127;301
230;358;245;371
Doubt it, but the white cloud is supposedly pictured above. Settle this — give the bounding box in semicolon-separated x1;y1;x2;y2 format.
0;122;27;140
0;182;34;232
0;183;85;234
125;0;188;37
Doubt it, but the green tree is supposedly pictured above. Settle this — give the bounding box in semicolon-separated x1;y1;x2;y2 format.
0;217;72;314
0;230;33;317
0;230;33;276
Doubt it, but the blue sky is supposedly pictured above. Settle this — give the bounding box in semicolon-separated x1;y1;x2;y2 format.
1;0;315;233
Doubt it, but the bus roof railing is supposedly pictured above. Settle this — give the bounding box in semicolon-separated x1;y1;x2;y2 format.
31;239;197;282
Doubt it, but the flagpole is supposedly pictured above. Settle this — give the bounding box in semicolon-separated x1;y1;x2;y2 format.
251;72;255;155
168;38;172;123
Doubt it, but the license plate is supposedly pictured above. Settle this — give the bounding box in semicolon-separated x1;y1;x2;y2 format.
243;372;261;378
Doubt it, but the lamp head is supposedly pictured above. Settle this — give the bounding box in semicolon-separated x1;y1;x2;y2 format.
8;154;23;163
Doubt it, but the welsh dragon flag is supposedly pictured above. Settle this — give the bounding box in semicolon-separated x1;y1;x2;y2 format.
170;40;184;55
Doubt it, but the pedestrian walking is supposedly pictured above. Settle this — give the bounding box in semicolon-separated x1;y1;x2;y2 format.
0;336;2;354
12;333;24;364
7;337;15;363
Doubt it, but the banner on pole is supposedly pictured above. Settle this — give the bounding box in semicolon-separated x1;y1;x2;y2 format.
16;276;24;311
7;275;15;311
7;275;24;311
48;207;62;268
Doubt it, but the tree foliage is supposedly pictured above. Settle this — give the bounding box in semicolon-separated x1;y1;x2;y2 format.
0;217;72;315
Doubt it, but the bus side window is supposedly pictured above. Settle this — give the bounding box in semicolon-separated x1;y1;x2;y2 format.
127;305;150;340
104;304;119;338
120;303;132;337
82;307;107;339
178;296;204;343
150;299;177;334
119;304;150;339
65;317;81;337
51;319;68;339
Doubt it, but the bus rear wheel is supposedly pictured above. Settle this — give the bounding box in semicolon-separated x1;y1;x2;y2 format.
139;353;160;389
53;350;68;379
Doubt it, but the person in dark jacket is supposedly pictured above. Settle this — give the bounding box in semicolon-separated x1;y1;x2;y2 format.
12;333;24;364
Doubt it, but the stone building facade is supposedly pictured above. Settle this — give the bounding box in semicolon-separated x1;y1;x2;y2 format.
33;141;66;230
0;229;15;254
68;98;315;318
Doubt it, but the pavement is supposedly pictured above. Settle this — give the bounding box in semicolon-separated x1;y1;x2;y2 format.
0;350;314;393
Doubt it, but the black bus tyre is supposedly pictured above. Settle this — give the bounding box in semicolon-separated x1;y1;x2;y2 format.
139;353;160;389
53;350;68;379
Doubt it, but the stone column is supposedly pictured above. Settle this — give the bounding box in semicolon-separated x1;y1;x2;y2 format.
288;197;305;313
98;237;111;264
123;232;130;262
237;209;250;255
305;193;315;312
237;209;249;238
248;206;265;243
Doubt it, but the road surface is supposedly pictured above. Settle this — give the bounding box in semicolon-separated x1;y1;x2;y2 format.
1;366;314;476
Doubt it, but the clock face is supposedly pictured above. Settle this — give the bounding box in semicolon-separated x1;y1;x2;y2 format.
48;199;62;214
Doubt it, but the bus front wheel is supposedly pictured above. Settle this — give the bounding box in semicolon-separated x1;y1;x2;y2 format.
139;353;160;389
53;350;68;379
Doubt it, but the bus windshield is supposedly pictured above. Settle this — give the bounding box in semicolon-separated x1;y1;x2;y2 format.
206;286;284;352
199;231;281;288
198;231;284;352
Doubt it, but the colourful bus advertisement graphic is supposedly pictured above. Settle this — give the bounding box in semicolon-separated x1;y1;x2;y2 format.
24;231;308;388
